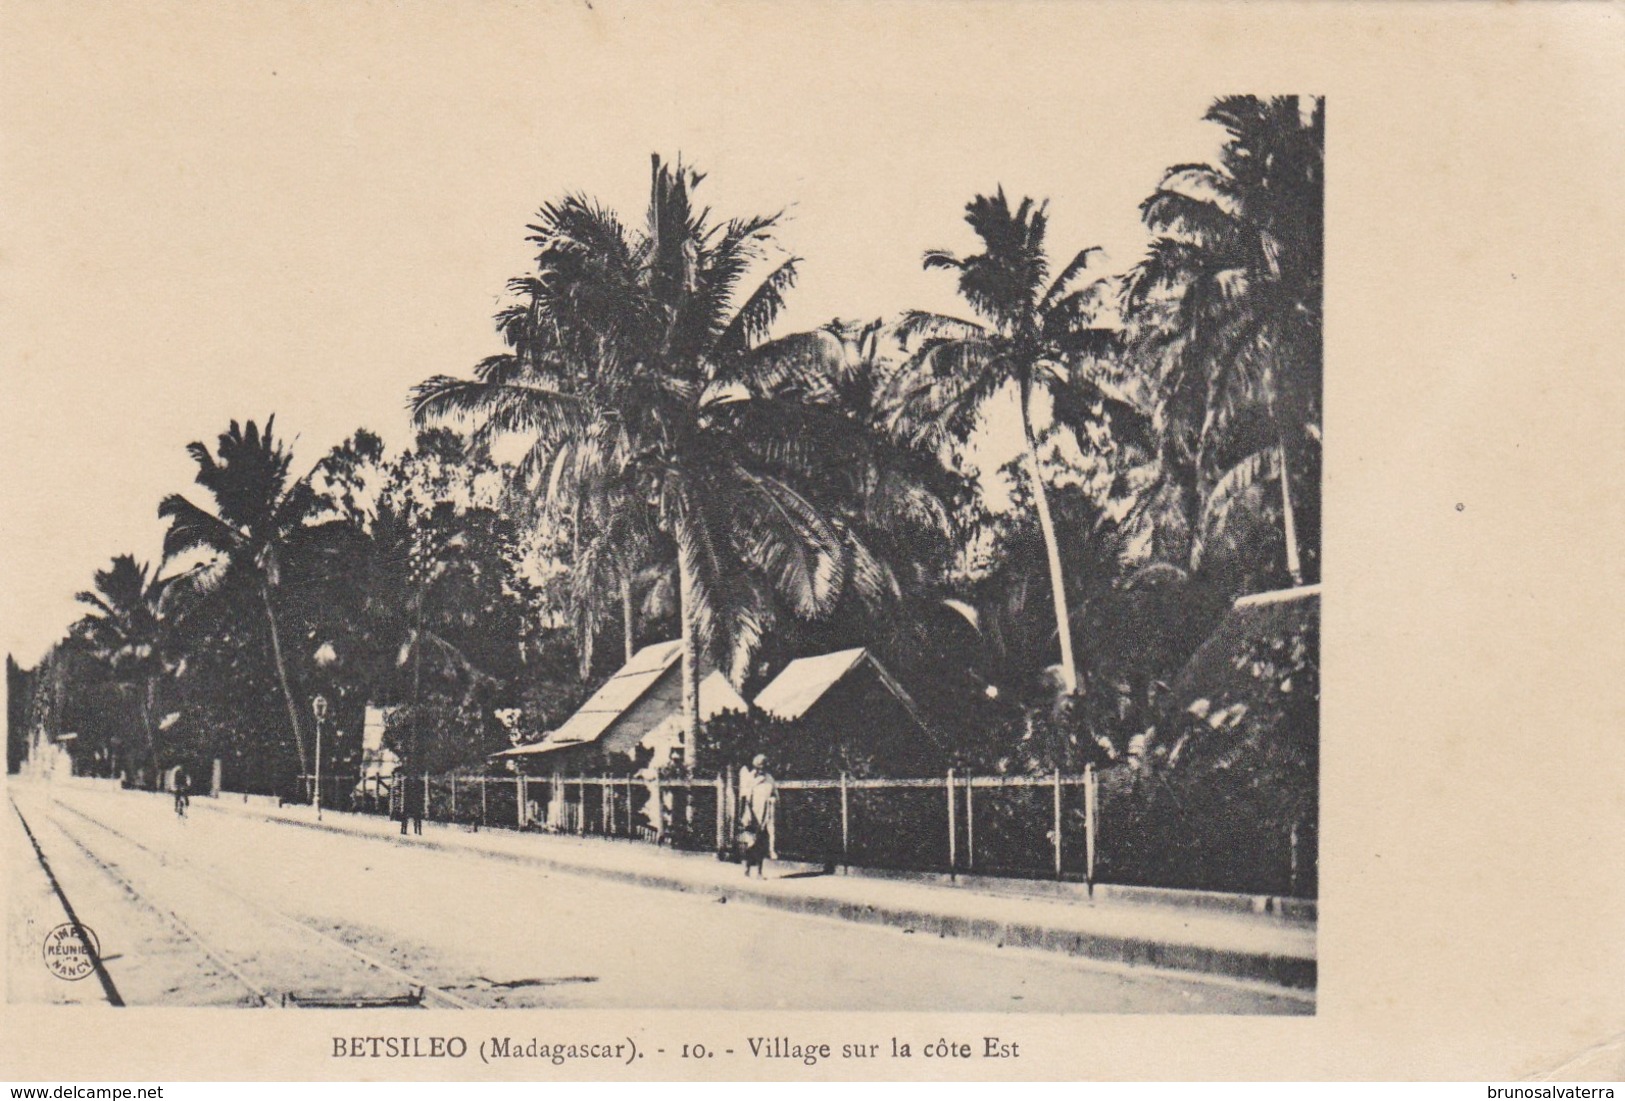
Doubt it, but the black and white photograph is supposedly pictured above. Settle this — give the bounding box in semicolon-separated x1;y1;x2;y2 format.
2;0;1621;1085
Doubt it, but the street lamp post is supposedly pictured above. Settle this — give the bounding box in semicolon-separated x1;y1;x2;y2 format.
312;694;329;821
311;641;339;821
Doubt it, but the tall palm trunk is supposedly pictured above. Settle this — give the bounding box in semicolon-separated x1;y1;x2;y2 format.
621;569;636;663
1019;384;1080;698
578;613;596;681
572;499;595;681
261;583;308;778
1278;431;1304;586
674;510;702;775
412;596;424;783
137;678;162;789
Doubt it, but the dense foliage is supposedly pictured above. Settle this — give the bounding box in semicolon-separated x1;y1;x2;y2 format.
17;97;1322;891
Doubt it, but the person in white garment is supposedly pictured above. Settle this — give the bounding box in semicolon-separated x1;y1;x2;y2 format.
737;753;779;875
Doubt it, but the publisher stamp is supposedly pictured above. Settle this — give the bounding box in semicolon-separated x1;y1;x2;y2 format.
42;922;100;982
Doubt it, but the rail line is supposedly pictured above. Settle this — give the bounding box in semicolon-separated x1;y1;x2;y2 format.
27;793;475;1009
8;796;124;1006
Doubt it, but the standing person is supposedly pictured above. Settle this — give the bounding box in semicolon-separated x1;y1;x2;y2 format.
399;773;424;836
173;765;191;819
737;754;778;876
404;774;425;836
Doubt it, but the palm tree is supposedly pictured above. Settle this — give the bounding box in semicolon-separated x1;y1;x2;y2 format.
806;318;965;618
1124;95;1324;585
414;156;872;771
570;479;661;674
895;189;1119;697
158;417;331;781
71;555;173;785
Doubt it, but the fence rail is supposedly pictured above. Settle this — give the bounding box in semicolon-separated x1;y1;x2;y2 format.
291;764;1314;898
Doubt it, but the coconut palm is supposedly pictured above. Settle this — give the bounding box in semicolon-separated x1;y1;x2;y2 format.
158;417;332;779
800;318;967;626
569;479;661;674
71;554;174;785
894;189;1119;697
413;156;872;771
1124;95;1324;585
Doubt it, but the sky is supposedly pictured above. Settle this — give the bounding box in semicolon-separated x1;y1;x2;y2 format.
0;2;1233;666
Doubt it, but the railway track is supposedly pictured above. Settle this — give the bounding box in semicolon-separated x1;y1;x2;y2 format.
10;791;474;1009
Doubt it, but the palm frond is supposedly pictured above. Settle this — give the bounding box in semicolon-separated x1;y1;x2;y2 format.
163;556;234;604
157;494;241;561
73;590;120;619
1040;246;1105;313
894;310;988;345
410;376;589;445
888;342;1004;449
732;468;848;620
1192;445;1280;570
726;328;843;396
714;256;800;358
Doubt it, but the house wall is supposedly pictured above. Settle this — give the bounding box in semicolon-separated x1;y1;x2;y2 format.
792;670;942;777
598;665;682;758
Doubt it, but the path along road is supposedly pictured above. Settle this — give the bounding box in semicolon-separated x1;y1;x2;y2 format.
6;781;1309;1013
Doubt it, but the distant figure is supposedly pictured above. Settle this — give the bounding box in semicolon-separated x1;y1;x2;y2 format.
401;776;424;836
634;767;667;845
737;754;778;877
173;766;191;819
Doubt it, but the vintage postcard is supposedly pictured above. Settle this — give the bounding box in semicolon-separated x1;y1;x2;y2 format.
2;0;1621;1084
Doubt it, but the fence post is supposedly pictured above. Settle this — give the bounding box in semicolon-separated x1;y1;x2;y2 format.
1052;768;1063;880
517;774;527;828
423;773;431;822
839;772;850;872
715;774;724;852
965;774;975;872
652;775;663;844
450;775;458;820
480;776;488;829
1289;819;1300;897
1084;763;1097;895
946;769;957;878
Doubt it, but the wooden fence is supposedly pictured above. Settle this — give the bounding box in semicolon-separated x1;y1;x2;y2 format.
297;765;1312;897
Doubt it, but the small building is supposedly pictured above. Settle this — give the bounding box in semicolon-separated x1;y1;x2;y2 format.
1132;583;1322;763
493;640;748;774
751;647;941;775
1169;584;1321;715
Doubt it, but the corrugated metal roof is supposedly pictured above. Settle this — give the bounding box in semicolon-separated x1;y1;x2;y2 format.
1233;583;1322;609
613;638;686;675
493;739;571;758
493;640;681;757
1171;586;1320;705
752;647;869;721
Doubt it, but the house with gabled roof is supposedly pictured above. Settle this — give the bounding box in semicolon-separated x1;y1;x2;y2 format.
751;646;942;774
492;640;747;773
493;639;940;779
